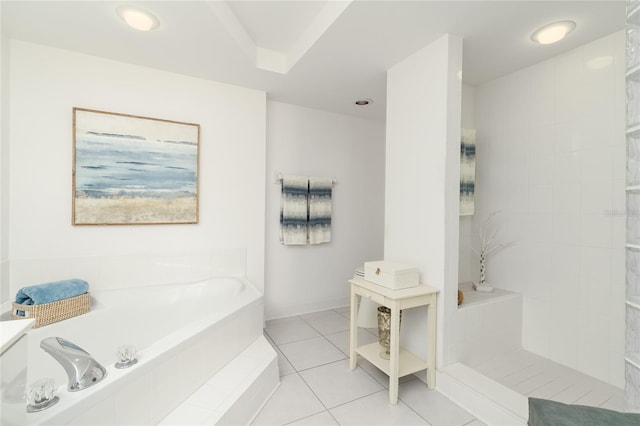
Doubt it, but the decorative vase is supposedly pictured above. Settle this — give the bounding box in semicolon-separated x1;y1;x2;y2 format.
473;248;494;292
377;306;402;360
479;248;486;285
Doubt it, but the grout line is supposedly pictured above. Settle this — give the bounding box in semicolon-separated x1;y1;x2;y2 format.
598;392;621;408
296;314;353;357
523;374;562;397
323;388;389;411
273;333;324;347
396;392;435;426
293;357;349;374
326;409;341;425
282;409;331;426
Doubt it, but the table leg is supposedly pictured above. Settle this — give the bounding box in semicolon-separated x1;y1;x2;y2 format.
349;286;358;370
389;304;400;405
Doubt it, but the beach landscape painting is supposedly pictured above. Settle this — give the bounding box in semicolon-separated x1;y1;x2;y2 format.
73;108;199;225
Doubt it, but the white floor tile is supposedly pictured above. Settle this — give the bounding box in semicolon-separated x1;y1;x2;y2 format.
300;359;384;408
301;310;351;335
356;357;391;387
266;317;320;345
251;374;325;426
333;306;350;315
399;379;475;426
325;328;378;356
279;336;345;371
463;419;487;426
286;411;339;425
329;390;428;425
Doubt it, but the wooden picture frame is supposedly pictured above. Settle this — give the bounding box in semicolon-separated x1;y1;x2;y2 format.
73;108;200;225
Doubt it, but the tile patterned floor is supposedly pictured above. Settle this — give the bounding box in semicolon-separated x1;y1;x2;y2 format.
467;349;625;412
254;307;484;426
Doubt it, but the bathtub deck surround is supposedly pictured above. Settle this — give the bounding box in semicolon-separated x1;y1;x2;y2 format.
23;277;273;425
0;319;34;425
159;336;278;425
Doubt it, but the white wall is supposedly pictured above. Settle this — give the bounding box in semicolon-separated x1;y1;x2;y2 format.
264;101;385;319
0;21;9;303
385;34;462;365
5;41;266;299
473;31;626;387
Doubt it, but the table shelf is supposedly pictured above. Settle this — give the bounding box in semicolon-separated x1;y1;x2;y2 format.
356;342;428;378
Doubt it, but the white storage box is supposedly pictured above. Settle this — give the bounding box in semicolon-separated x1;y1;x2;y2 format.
364;261;419;290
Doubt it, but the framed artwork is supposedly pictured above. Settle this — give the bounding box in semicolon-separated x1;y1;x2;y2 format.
460;128;476;216
73;108;200;225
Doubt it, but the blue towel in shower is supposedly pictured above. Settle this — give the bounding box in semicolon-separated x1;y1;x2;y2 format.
15;279;89;306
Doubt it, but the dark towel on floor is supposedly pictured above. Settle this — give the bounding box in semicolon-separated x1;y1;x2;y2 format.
528;397;640;426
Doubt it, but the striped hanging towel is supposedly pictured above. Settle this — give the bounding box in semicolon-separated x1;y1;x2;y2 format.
308;177;333;244
280;175;309;245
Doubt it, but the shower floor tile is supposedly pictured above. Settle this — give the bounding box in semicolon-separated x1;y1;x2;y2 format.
470;349;624;409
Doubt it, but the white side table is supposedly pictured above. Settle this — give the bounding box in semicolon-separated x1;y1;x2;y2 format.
348;277;438;405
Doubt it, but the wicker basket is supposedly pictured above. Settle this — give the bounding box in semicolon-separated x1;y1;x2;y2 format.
12;293;90;328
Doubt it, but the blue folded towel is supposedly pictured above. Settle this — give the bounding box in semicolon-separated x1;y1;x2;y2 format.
15;279;89;306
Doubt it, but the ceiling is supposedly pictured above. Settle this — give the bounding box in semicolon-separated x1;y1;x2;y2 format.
1;1;626;122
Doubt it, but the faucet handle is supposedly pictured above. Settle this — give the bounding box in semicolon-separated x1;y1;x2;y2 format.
26;378;59;413
115;344;138;369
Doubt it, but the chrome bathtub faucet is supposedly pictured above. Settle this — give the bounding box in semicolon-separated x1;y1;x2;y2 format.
40;337;107;391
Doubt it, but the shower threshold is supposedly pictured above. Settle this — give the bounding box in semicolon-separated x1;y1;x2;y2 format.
439;349;625;425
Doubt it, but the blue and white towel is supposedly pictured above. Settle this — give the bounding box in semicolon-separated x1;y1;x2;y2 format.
15;279;89;306
308;177;332;244
280;175;309;245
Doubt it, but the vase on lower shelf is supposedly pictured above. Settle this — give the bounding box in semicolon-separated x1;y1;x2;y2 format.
377;306;402;360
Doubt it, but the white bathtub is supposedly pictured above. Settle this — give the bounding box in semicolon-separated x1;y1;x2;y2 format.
24;276;264;425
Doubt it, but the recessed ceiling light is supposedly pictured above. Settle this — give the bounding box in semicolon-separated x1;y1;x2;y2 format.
117;5;159;32
531;21;575;45
354;99;373;106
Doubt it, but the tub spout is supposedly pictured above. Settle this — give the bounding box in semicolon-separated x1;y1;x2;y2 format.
40;337;107;391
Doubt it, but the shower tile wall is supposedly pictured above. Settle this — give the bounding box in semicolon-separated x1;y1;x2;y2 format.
625;0;640;411
472;31;626;388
